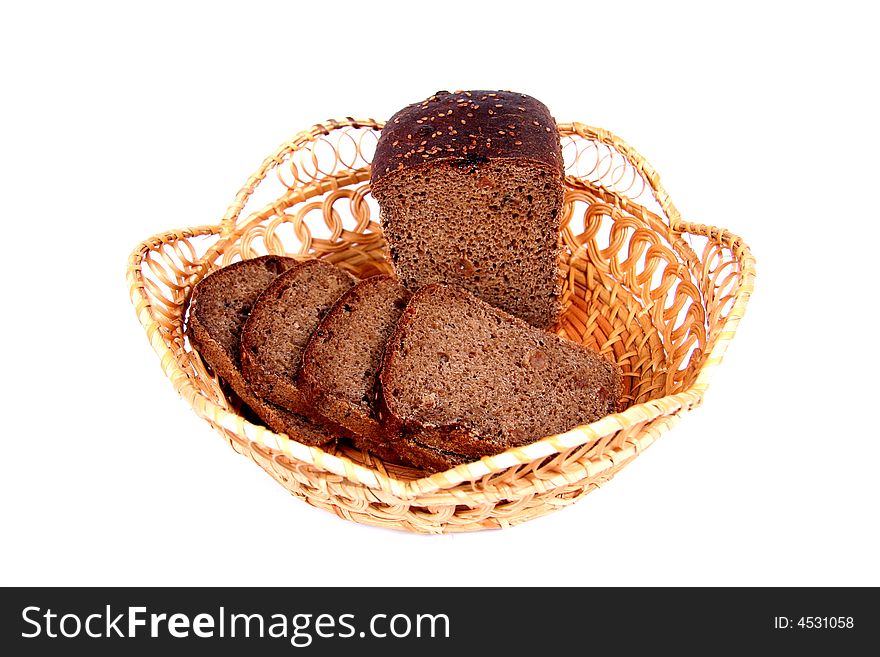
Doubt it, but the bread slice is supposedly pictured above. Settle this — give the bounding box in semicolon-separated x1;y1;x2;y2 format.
186;256;335;446
370;90;565;329
380;284;622;470
240;259;356;416
299;275;411;462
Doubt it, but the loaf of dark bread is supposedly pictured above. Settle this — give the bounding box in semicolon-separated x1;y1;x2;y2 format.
240;259;357;418
371;90;565;329
380;284;622;471
186;256;335;446
299;275;411;462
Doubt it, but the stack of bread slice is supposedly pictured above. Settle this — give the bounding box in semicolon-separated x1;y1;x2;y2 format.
187;257;621;472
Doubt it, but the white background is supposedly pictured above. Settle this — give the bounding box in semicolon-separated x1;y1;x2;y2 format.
2;1;877;587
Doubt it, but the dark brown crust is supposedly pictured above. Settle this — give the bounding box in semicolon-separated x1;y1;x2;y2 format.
380;284;623;467
396;438;473;473
186;257;337;447
300;275;410;463
370;90;563;188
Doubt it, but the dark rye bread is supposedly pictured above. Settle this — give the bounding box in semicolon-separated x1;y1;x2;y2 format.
381;284;622;471
299;276;411;462
370;90;565;329
185;256;335;446
240;259;356;417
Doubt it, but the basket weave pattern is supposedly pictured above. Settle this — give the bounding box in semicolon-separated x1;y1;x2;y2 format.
127;118;754;533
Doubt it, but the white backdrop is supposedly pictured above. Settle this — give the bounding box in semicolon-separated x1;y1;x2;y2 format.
2;1;877;586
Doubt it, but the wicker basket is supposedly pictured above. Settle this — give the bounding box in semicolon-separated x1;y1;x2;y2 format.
127;118;754;533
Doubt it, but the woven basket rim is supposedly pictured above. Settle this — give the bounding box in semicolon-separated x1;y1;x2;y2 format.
127;119;756;501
